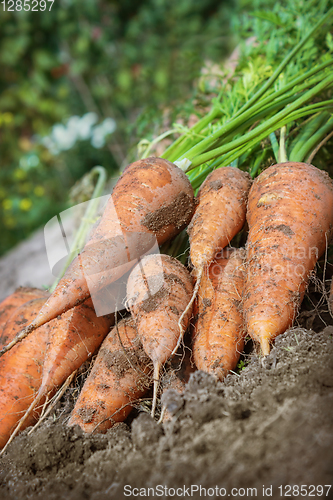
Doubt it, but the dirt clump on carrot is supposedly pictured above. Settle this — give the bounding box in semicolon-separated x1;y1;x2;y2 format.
244;162;333;356
141;191;194;233
37;298;114;398
68;317;151;433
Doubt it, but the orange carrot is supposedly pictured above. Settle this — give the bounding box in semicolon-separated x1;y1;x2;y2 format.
68;317;151;433
1;157;195;357
176;167;251;352
188;167;251;277
1;298;114;452
37;298;114;397
127;254;193;416
0;287;49;346
0;297;50;449
244;162;333;355
192;248;246;380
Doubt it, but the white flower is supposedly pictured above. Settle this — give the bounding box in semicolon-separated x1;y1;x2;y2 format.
66;115;81;135
91;125;106;148
101;117;116;134
42;114;117;153
52;124;77;150
78;112;98;140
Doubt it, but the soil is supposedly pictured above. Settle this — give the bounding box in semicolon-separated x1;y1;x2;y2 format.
141;191;194;232
1;320;333;500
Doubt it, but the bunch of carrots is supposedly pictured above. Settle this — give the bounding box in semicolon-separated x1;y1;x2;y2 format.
1;8;333;451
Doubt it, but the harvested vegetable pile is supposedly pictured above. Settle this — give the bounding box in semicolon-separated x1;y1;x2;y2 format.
1;1;333;496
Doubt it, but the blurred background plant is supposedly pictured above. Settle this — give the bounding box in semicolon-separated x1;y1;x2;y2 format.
1;0;332;257
0;0;234;256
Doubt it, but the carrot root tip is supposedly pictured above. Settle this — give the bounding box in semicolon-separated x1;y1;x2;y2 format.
260;338;271;357
151;363;161;418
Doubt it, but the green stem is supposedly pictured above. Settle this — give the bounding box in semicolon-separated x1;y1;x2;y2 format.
269;132;279;162
293;115;333;162
173;13;333;163
289;112;331;161
49;166;107;293
221;103;333;166
161;107;220;161
139;128;180;159
177;66;333;163
250;150;267;178
159;59;333;169
279;125;288;163
211;66;333;154
189;102;333;188
187;76;333;169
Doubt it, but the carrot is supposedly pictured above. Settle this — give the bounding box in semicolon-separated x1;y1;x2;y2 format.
188;167;251;273
0;157;195;357
0;297;50;449
38;298;114;396
175;167;251;352
1;298;114;452
68;316;151;433
0;287;49;346
192;247;246;380
244;162;333;356
127;253;193;416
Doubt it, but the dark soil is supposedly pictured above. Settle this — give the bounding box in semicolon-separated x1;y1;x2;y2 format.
1;322;333;500
141;191;194;232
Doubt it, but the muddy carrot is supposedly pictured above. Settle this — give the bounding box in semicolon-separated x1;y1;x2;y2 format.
68;317;151;433
176;167;251;351
244;162;333;355
0;287;49;347
0;297;50;449
1;298;114;452
192;247;246;379
127;253;193;416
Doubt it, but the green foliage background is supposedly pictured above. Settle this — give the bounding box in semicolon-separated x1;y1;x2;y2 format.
1;0;332;257
0;0;234;256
